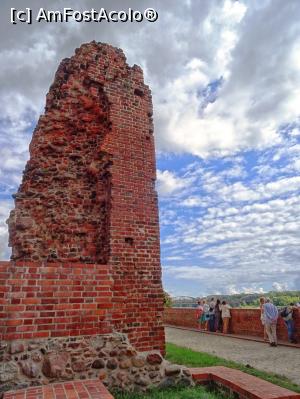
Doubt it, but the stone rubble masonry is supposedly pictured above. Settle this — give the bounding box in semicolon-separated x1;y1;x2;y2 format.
0;42;170;392
0;333;192;393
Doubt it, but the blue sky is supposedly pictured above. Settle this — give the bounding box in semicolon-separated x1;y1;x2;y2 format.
1;0;300;297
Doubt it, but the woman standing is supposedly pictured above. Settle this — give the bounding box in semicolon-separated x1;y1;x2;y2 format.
220;300;231;334
259;297;267;341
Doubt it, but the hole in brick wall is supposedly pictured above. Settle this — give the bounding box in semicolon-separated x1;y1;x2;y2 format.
146;136;150;141
125;237;134;245
134;88;144;97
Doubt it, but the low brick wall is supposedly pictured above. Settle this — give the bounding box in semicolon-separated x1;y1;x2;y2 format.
164;307;300;342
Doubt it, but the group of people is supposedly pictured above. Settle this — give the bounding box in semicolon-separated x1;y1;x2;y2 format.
196;297;231;334
196;296;298;346
260;297;297;346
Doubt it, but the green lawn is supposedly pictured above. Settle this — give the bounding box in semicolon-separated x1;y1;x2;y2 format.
114;342;300;398
114;386;229;399
166;342;300;393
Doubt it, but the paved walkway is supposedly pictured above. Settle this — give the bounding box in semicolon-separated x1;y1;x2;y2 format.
164;324;300;348
166;326;300;385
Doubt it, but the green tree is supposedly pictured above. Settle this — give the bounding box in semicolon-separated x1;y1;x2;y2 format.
163;291;172;308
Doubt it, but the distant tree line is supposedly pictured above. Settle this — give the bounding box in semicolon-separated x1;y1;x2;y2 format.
165;290;300;308
239;291;300;307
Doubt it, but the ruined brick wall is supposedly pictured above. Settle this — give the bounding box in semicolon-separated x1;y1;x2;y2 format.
3;42;165;354
8;46;113;263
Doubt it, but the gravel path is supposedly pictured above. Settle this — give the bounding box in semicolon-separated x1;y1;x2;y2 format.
166;326;300;385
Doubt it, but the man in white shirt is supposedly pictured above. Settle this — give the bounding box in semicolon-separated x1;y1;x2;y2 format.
209;297;216;309
264;298;278;347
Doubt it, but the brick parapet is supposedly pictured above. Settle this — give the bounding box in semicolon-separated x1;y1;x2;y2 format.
164;307;300;343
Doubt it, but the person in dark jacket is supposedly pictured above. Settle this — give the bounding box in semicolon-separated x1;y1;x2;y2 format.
281;303;297;344
208;301;215;332
214;299;222;332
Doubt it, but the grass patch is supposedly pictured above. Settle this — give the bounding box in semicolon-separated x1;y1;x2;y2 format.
166;342;300;393
113;385;230;399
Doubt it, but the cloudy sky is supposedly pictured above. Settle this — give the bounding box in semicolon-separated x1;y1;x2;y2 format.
1;0;300;297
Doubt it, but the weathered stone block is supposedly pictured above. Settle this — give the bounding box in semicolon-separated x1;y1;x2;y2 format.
134;376;149;386
146;353;163;365
119;359;131;369
98;369;107;380
132;357;145;368
71;360;87;372
92;359;105;369
9;341;26;354
20;360;40;378
42;352;69;378
106;358;118;370
165;365;181;376
0;362;18;382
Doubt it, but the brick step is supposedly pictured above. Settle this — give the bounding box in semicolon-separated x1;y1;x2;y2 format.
190;366;300;399
3;379;114;399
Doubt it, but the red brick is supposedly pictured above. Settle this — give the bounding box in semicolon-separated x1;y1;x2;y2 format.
21;298;40;305
6;319;23;326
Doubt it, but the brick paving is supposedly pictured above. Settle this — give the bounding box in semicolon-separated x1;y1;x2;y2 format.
3;380;114;399
191;366;300;399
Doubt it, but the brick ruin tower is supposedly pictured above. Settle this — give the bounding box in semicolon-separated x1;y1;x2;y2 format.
0;42;188;393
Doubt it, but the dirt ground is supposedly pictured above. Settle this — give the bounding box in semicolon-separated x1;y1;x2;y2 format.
165;326;300;385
